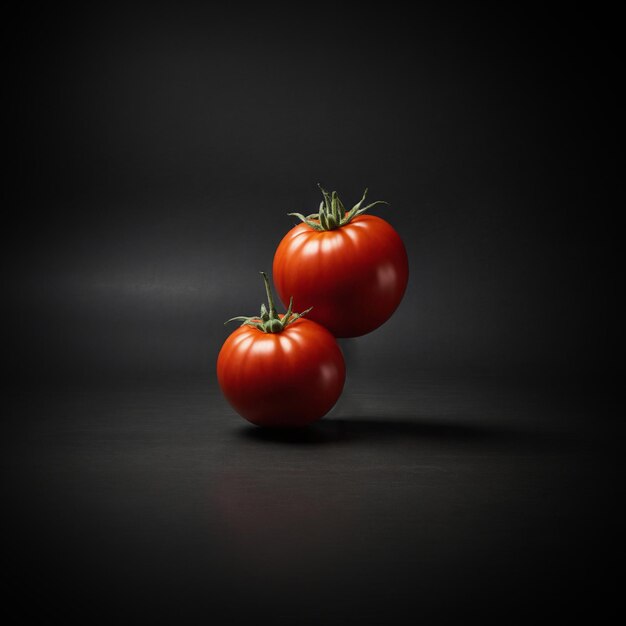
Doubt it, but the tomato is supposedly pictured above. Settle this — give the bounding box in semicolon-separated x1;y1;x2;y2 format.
217;273;345;427
273;187;409;337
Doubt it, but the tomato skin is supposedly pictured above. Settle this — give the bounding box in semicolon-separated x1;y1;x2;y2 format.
217;317;345;427
273;215;409;337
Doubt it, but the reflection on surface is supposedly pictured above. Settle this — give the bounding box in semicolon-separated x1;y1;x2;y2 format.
4;381;616;624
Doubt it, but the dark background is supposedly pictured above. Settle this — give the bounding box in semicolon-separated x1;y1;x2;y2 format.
4;4;620;624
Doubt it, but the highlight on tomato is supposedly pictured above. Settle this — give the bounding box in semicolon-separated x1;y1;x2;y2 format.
273;185;409;338
217;272;346;427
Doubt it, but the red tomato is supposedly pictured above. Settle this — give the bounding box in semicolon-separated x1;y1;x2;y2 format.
273;188;409;337
217;274;345;427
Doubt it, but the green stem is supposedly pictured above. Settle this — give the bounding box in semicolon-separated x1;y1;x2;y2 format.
224;273;312;333
288;186;388;231
261;271;278;319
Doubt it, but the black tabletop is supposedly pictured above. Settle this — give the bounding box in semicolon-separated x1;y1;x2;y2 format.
4;371;620;624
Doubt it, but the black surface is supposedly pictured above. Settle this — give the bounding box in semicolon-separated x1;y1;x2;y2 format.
5;5;620;624
4;373;621;623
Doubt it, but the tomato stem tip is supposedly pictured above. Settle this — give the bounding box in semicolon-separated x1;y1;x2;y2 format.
224;273;312;333
288;186;388;231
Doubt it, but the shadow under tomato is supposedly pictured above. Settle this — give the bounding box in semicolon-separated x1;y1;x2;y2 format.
236;416;582;451
236;416;505;446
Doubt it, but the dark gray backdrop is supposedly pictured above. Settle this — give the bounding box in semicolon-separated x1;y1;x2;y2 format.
9;4;612;382
5;4;620;624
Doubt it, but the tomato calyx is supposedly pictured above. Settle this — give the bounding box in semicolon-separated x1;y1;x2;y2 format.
288;184;388;232
225;272;313;333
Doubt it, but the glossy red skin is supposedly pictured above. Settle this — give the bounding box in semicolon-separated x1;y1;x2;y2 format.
217;317;345;427
273;215;409;337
